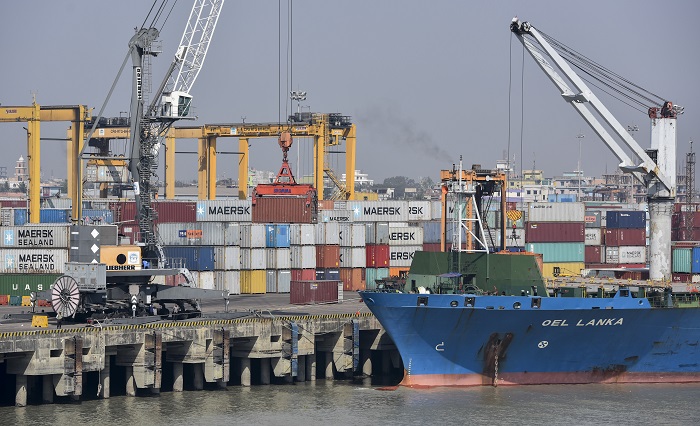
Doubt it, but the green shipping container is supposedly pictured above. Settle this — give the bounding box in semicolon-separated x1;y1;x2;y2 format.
672;248;692;274
526;243;585;263
0;274;61;297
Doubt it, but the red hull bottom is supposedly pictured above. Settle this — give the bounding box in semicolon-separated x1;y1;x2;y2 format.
400;370;700;388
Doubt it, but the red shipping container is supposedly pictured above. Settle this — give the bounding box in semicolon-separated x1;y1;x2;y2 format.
672;273;692;283
422;243;442;252
291;269;316;281
676;212;700;228
340;268;365;291
585;246;604;264
366;244;390;267
316;245;340;268
252;197;317;223
525;222;585;243
674;203;700;213
318;200;335;211
154;201;196;223
290;280;339;304
604;228;646;246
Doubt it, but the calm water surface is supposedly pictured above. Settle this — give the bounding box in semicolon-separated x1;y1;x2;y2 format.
4;380;700;426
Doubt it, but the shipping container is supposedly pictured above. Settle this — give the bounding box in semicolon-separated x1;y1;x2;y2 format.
266;270;277;293
315;222;341;245
540;262;585;278
672;273;692;283
320;209;353;223
241;248;266;270
673;247;692;273
339;247;366;268
346;201;409;222
527;202;585;222
214;270;240;294
81;209;114;224
265;224;291;248
162;246;215;271
241;270;266;294
408;201;432;221
422;221;441;244
389;245;422;267
240;223;267;248
316;245;340;268
525;243;584;263
194;270;214;290
366;244;390;267
585;246;605;264
290;245;316;269
606;246;647;265
676;211;700;228
0;249;68;273
214;246;240;271
422;243;442;252
387;226;424;246
154;201;197;223
318;200;335;211
277;270;291;293
584;210;602;228
604;228;646;246
195;199;252;222
365;222;390;244
338;223;365;247
525;222;585;243
693;247;700;274
0;225;70;248
0;273;61;297
291;269;316;281
389;267;410;278
606;210;646;229
289;224;315;245
290;280;339;304
252;197;317;224
157;222;240;246
266;248;291;270
364;268;390;290
339;268;364;291
13;208;71;225
585;228;602;246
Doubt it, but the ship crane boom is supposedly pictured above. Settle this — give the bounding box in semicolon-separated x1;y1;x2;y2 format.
510;17;678;281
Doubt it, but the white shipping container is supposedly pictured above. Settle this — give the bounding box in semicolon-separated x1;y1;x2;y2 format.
290;245;316;269
346;201;409;222
214;246;240;270
266;270;277;293
605;247;618;264
315;222;340;245
195;199;252;222
0;249;68;273
157;222;240;246
277;270;291;293
408;201;432;221
0;225;70;248
290;224;315;245
389;245;422;267
215;270;240;294
266;248;291;270
367;222;390;244
527;202;585;222
339;224;366;247
618;246;647;264
585;228;602;246
340;247;366;268
241;248;266;270
240;223;267;248
195;270;215;290
320;210;354;223
387;227;424;246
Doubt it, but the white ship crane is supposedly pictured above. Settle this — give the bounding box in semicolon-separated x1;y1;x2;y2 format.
510;17;680;281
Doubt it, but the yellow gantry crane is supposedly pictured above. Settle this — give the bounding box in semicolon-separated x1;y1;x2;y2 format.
82;112;357;201
0;101;90;223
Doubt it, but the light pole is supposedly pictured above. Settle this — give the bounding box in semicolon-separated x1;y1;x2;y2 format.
576;133;585;201
290;90;306;115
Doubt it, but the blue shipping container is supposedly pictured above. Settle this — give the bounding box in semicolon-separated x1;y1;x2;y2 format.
265;224;291;248
14;208;71;225
163;246;215;271
692;247;700;274
82;209;114;224
606;211;645;229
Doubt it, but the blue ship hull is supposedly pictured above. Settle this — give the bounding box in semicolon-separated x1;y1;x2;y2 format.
360;290;700;387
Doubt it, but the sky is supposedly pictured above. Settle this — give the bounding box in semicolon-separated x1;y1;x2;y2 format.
1;0;698;187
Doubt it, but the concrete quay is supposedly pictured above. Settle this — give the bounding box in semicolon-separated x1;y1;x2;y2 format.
0;292;401;407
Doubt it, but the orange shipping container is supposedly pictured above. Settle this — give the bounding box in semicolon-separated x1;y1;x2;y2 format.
340;268;364;291
316;245;340;268
389;267;409;279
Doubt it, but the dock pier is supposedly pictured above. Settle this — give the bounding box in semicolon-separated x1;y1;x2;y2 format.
0;312;399;407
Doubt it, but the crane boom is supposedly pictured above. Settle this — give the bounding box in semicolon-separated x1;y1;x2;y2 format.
510;17;678;281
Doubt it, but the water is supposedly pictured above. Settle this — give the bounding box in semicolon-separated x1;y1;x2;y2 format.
3;380;700;426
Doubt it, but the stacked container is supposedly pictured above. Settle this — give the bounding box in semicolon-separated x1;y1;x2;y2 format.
290;223;316;283
265;224;291;292
338;223;366;290
239;223;267;294
604;210;647;268
525;203;585;277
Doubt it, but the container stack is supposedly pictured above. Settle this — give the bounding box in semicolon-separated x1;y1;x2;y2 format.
388;223;423;278
603;210;647;268
265;224;291;293
525;202;585;278
338;223;366;291
290;223;316;282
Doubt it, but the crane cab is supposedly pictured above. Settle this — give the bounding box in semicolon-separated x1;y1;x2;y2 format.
160;91;193;118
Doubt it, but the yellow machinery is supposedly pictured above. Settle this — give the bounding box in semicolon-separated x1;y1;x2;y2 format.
80;113;357;201
0;101;90;224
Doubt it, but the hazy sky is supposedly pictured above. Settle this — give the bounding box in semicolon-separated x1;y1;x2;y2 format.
1;1;698;186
